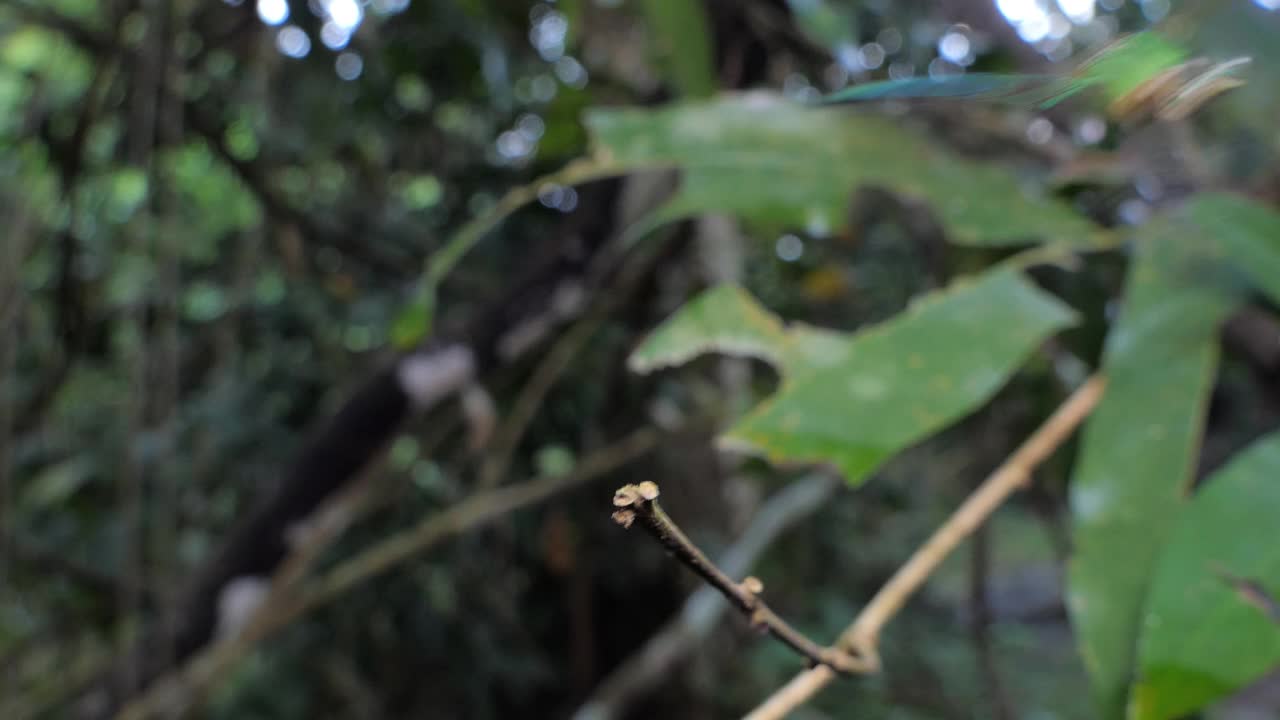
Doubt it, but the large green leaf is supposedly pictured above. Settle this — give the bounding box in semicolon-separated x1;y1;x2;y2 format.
1179;193;1280;303
631;268;1076;484
584;93;1098;247
1129;432;1280;720
1067;217;1244;719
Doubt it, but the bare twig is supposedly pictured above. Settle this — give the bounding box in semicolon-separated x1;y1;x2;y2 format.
612;482;867;676
744;375;1106;720
574;472;839;720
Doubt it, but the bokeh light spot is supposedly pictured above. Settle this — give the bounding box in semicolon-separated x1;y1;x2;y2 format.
938;32;970;64
775;235;804;262
321;21;351;50
326;0;363;30
276;25;311;58
256;0;289;25
1026;117;1054;145
1056;0;1096;24
859;42;886;70
335;52;363;80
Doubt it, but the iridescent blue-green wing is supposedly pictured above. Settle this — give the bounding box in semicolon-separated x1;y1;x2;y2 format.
820;73;1086;109
819;32;1194;112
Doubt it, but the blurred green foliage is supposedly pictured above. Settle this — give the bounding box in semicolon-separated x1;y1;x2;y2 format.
4;2;1280;720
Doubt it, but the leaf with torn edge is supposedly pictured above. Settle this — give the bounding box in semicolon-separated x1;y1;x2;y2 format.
584;93;1097;247
627;284;845;375
1129;431;1280;720
631;268;1076;485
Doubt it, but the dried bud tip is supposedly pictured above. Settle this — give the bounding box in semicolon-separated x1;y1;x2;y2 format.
612;509;636;528
613;486;639;507
741;576;764;594
614;482;658;507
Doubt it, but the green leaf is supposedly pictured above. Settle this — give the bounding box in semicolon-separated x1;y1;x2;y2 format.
399;174;444;210
627;283;850;382
1076;31;1188;104
632;269;1076;484
0;25;93;101
639;0;716;99
585;93;1097;246
21;458;92;509
1068;217;1245;719
1129;432;1280;720
182;282;230;323
1178;192;1280;303
108;167;150;223
163;142;261;246
628;284;789;373
390;292;434;350
534;444;576;477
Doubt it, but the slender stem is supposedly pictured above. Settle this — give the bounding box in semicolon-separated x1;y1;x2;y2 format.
574;473;839;720
744;375;1106;720
614;484;868;675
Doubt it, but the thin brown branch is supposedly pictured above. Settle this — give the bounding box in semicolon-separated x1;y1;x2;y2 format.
114;428;660;720
574;472;839;720
612;482;867;676
744;374;1106;720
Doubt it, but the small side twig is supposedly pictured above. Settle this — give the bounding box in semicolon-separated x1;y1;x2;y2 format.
612;482;867;675
574;472;839;720
744;374;1106;720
